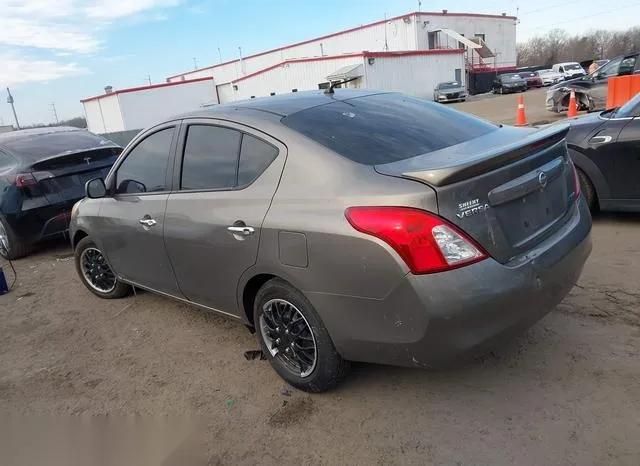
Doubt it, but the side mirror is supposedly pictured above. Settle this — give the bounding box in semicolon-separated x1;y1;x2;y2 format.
117;179;147;194
85;178;106;199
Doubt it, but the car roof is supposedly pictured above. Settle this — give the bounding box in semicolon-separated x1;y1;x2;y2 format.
179;89;389;120
0;126;81;144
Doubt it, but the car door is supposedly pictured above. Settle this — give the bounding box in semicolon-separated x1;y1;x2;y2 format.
97;123;183;295
606;116;640;201
163;119;287;316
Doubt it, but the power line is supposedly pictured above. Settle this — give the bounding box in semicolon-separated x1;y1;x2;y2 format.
522;2;640;31
520;0;583;16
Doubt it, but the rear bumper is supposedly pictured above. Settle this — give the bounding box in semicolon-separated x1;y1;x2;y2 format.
308;198;592;368
6;202;77;244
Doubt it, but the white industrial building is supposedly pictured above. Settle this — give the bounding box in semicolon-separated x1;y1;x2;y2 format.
82;10;517;133
81;77;215;133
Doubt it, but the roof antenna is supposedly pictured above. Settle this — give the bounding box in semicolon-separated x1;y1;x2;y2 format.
324;76;359;94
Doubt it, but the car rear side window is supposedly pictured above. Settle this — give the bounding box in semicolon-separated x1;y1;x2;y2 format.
281;93;497;165
181;125;242;190
116;127;174;194
238;134;278;186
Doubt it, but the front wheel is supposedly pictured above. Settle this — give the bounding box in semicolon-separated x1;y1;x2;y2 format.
577;169;597;212
254;279;349;392
75;236;131;299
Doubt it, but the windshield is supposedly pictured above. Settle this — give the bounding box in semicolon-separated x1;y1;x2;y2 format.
564;64;582;70
438;82;461;90
615;92;640;118
281;93;498;165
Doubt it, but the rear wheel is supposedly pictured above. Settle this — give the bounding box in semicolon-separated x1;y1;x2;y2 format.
254;279;349;392
577;169;597;211
75;236;130;299
0;215;31;260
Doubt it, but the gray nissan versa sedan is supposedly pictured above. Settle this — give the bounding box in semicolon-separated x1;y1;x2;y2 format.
70;90;592;392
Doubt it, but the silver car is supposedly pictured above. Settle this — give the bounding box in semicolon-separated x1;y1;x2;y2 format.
433;81;466;103
71;90;592;392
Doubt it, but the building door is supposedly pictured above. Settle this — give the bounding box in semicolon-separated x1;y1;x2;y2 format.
455;68;462;83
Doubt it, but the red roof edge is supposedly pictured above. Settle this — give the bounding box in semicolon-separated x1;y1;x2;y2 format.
80;77;214;103
165;10;515;80
230;49;463;84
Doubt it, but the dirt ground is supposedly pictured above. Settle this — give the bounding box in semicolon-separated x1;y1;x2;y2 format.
452;87;569;126
1;97;639;465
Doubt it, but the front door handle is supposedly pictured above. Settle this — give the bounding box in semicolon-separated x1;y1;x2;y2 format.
590;135;612;144
139;218;157;227
227;226;255;236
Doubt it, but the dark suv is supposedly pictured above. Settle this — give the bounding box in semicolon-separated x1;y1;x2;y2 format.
492;74;527;94
0;127;121;259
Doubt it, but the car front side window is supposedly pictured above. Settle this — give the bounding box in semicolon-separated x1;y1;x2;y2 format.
596;57;622;79
115;127;175;194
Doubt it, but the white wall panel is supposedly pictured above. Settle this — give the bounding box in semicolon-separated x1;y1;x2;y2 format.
167;68;214;83
118;80;216;130
418;14;517;67
364;53;465;100
232;57;365;101
85;94;124;133
169;15;418;85
83;99;106;133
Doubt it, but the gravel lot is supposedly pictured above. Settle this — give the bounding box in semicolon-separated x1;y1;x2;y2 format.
1;96;639;465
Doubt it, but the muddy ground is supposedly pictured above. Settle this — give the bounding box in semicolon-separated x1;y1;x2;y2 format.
1;95;639;465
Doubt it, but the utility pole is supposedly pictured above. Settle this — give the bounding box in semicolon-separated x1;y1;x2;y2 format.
146;74;152;85
192;57;198;70
50;103;59;125
418;0;422;12
218;47;222;63
6;87;20;129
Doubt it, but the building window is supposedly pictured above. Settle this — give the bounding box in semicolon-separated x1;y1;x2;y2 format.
233;84;238;91
292;88;298;92
250;96;255;99
428;32;438;49
318;82;330;90
474;33;485;42
270;92;276;96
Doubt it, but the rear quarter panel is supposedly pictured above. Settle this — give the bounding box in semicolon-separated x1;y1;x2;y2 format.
240;129;439;305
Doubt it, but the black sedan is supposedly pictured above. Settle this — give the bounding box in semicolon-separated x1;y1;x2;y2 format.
566;91;640;212
491;74;527;94
0;127;122;259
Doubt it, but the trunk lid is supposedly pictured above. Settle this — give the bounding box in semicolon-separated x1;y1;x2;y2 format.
375;124;577;263
29;147;120;204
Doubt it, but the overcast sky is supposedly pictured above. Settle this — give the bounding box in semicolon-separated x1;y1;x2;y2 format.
1;0;638;126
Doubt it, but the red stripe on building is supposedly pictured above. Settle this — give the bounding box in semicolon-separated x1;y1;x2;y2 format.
80;77;214;103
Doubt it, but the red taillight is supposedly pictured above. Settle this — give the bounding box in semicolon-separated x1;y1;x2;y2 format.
571;163;581;199
345;207;488;274
15;173;38;187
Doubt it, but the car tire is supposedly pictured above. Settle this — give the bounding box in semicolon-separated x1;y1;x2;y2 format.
254;278;350;393
577;169;597;211
74;236;131;299
0;214;32;260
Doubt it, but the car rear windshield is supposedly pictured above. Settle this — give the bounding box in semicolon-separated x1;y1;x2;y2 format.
564;64;582;70
280;93;497;165
1;130;114;161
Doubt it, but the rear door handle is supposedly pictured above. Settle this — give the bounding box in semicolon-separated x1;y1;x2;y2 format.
590;135;612;144
139;218;157;227
227;226;255;236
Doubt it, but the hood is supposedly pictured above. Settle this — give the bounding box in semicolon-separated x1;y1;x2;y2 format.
549;75;593;91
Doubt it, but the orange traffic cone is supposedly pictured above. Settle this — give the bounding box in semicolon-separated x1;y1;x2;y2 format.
515;95;527;126
567;89;578;118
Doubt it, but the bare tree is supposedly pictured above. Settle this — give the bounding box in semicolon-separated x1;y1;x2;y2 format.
517;26;637;67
